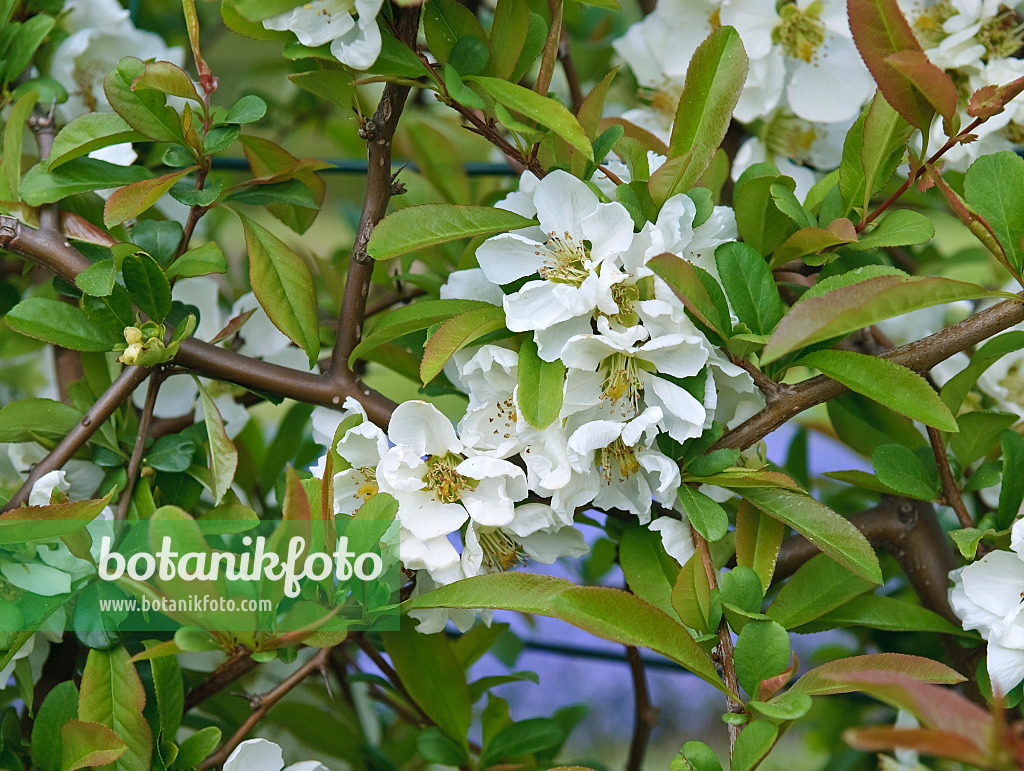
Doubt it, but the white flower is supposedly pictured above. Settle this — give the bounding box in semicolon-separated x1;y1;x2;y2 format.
566;406;681;522
949;518;1024;695
28;470;70;507
476;170;637;360
311;398;389;516
462;503;588;577
263;0;385;70
407;571;480;633
223;738;327;771
650;516;696;565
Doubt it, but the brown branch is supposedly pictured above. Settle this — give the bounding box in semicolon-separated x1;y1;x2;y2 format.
200;647;333;769
557;29;584;113
330;3;422;379
625;645;658;771
726;351;791;404
1;364;153;512
927;426;973;529
0;218;399;428
693;531;742;756
184;648;259;712
115;369;166;521
713;294;1024;452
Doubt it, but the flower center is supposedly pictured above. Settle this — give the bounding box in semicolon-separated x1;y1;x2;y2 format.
355;467;378;502
774;2;827;63
599;438;641;484
978;6;1024;60
998;362;1024;411
477;528;525;571
423;453;473;503
537;231;591;285
606;282;641;327
763;112;819;165
601;352;647;416
911;0;955;49
488;396;518;441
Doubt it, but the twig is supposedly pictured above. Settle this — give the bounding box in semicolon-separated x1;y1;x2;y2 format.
557;26;584;112
199;647;333;769
927;426;973;529
115;369;166;521
1;365;153;512
713;293;1024;452
625;645;658;771
0;218;399;428
331;3;422;379
692;531;743;756
726;352;790;403
184;648;259;711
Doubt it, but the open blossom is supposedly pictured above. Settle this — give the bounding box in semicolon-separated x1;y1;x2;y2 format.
949;517;1024;695
263;0;386;70
224;739;326;771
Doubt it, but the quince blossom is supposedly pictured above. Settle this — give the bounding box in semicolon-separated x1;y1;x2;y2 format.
263;0;386;71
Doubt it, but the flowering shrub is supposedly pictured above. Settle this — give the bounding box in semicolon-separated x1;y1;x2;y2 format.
2;0;1024;767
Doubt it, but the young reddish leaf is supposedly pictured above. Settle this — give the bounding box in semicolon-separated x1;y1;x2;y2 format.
769;225;856;268
61;720;126;771
535;0;562;96
182;0;216;94
791;653;965;696
884;50;957;125
648;252;731;340
78;647;152;771
103;167;195;227
848;0;938;131
131;60;204;105
843;726;987;766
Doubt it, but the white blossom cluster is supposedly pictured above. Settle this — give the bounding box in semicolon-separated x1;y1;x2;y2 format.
312;170;763;632
262;0;386;71
613;0;1024;191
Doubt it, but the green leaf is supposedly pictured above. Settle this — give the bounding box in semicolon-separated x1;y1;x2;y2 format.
998;430;1024;529
767;554;874;629
0;489;115;544
103;57;185;144
510;12;548;83
367;203;534;261
739;487;883;584
417;728;470;766
770;182;813;228
131;60;203;104
467;77;594;161
648;252;731;340
20;158;151;206
769;221;856;268
349;299;497;365
482;718;565;766
949;410;1018;467
761;273;997;363
420;305;506;383
0;397;82;447
791;653;964;696
224;95;267;124
405;571;577;615
47;113;146;172
517;335;565;429
423;0;488;63
195;379;238;505
620;521;680;619
964;151;1024;277
651;26;748;205
872;444;939;500
287;70;354;110
167;242;227;279
5;15;55;89
734;619;790;696
60;721;126;771
490;0;530;79
672;554;716;633
676;485;729;542
848;208;935;251
105;167;195;228
713;242;785;335
799;349;957;431
238;214;320;367
859;92;914;210
77;647;152;771
149;652;183;740
732;164;795;256
828;392;926;457
731;720;778;771
5;298;117;352
747;690;813;721
203;125;239;156
383;628;472;746
449;35;490;76
3;91;35;199
674;741;723;771
171;727;220;770
122;252;172;323
75;260;116;298
32;681;79;771
792;594;973;636
734;502;785;593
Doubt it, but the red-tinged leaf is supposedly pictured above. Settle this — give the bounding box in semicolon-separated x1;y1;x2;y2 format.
791;653;965;696
132;60;204;104
761;272;999;363
103;167;195;227
207;308;257;345
843;726;987;766
420;305;506;384
969;74;1024;118
78;647;152;771
821;671;991;739
62;212;119;247
759;653;800;702
195;379;238;505
648;252;731;339
61;720;127;771
884;50;957;124
848;0;936;130
826;217;857;240
182;0;216;94
535;0;562;96
0;489;115;544
283;466;311;522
